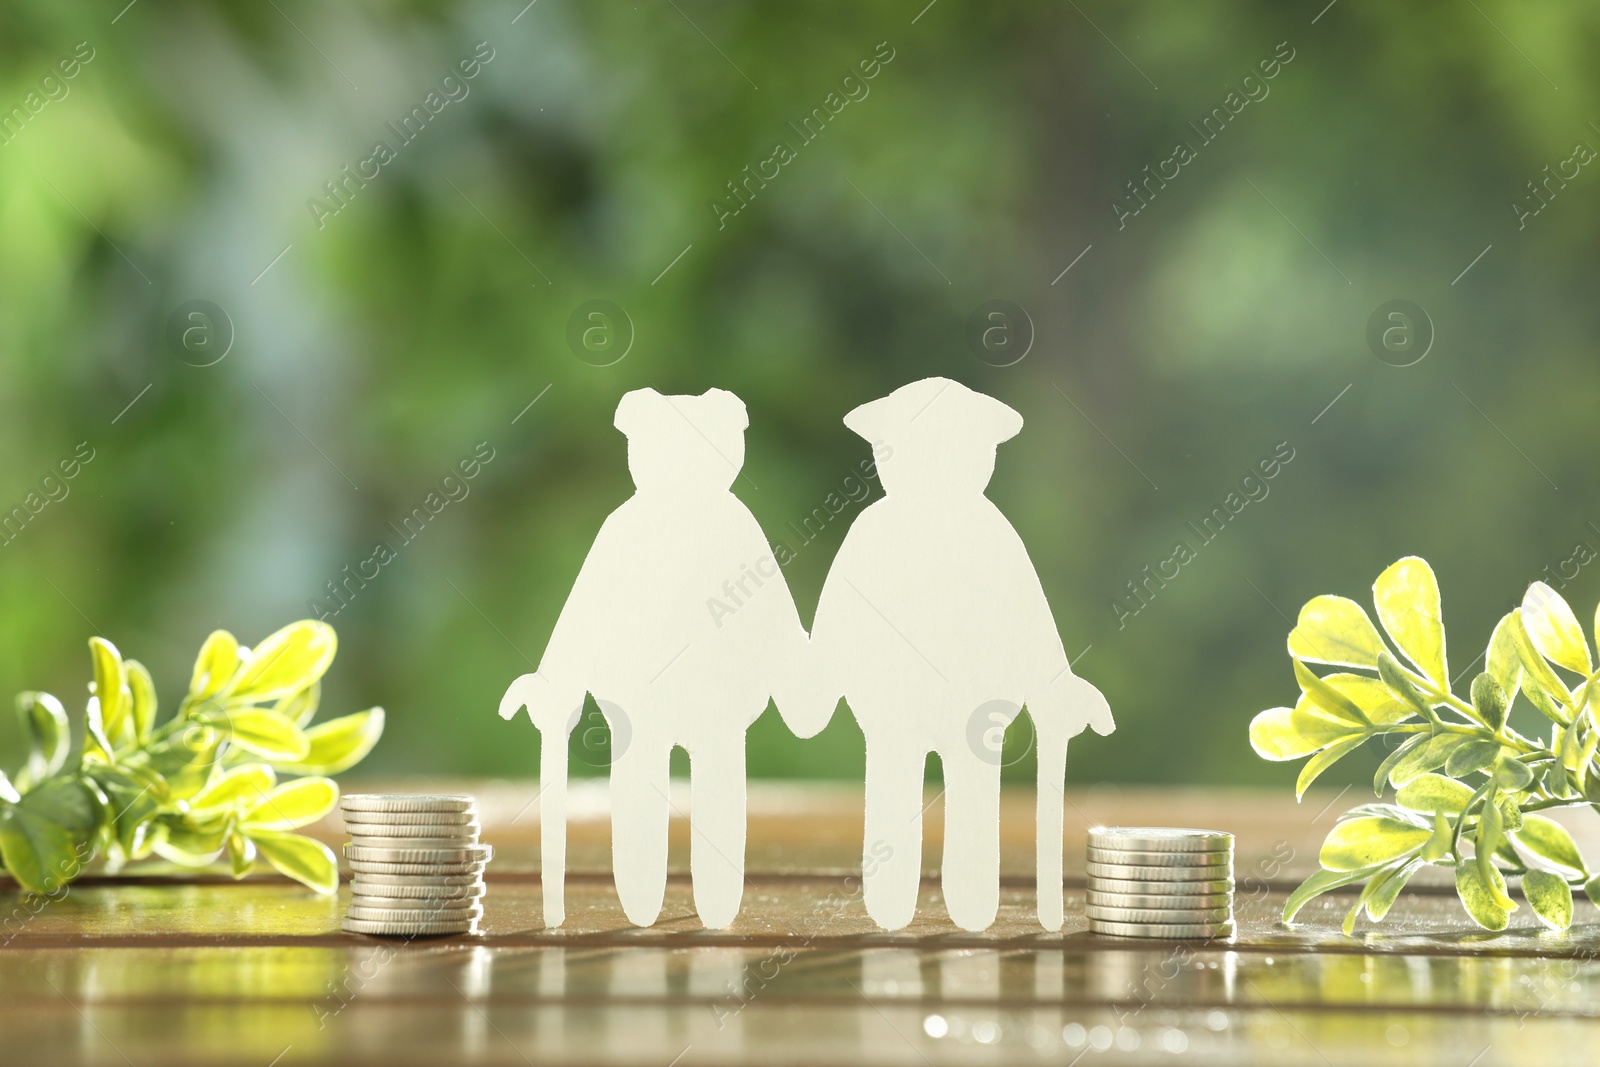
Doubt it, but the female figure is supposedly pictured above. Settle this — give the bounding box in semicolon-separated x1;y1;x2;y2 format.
500;388;809;929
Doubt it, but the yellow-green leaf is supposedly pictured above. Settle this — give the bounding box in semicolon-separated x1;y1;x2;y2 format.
1363;858;1423;922
1396;773;1475;814
1297;736;1365;800
1486;611;1524;705
1562;720;1585;771
138;726;221;801
1252;706;1346;760
1523;582;1592;676
1420;812;1452;861
243;777;338;830
1456;861;1511;931
271;708;384;775
1470;673;1509;733
1578;729;1600;793
1297;673;1412;727
89;637;130;747
1374;734;1424;795
1283;866;1379;923
1513;814;1587;875
1493;756;1534;792
1512;610;1575;723
228;621;337;702
190;630;242;701
1294;660;1369;726
1288;595;1388;669
0;780;98;895
1319;816;1432;871
1476;801;1516;912
204;709;311;762
1522;869;1573;931
249;831;338;894
227;825;256;879
190;765;276;814
1495;792;1523;831
153;820;226;867
1594;600;1600;670
17;692;70;784
275;683;321;728
126;660;157;744
1444;739;1501;777
1347;859;1423;932
1372;557;1448;688
1389;732;1464;787
1376;652;1432;717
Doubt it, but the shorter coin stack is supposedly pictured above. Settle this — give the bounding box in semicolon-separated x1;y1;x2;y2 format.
1085;826;1234;939
340;794;490;937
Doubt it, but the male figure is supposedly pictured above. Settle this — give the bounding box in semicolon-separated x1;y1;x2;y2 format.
801;378;1114;931
499;388;809;929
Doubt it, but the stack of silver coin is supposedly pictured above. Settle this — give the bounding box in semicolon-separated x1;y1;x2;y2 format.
1085;826;1234;939
340;794;490;937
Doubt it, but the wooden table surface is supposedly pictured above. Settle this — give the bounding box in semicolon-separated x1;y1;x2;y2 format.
4;780;1600;1065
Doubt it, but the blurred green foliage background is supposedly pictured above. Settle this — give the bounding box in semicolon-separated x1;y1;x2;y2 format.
2;1;1598;789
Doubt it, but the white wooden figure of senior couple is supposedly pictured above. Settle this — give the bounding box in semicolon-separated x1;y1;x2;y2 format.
498;377;1114;932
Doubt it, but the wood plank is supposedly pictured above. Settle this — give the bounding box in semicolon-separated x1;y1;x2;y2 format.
3;784;1599;1065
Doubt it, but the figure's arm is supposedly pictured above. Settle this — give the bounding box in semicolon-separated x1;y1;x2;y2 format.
1029;671;1114;742
499;514;630;735
999;514;1113;741
498;670;583;737
756;578;826;737
770;541;858;740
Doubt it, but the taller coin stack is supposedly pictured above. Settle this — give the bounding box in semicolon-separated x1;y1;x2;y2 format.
1085;826;1235;939
340;794;490;937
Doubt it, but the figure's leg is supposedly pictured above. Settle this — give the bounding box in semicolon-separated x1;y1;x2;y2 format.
862;736;927;930
610;736;671;927
940;749;1002;931
689;730;747;929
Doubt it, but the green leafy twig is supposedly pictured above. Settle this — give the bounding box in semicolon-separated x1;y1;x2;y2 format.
0;621;383;896
1252;556;1598;933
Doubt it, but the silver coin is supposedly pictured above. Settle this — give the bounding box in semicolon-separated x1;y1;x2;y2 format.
1086;903;1233;924
1088;876;1234;896
349;881;485;900
351;893;483;911
1087;846;1231;867
342;916;479;937
348;858;490;876
344;815;480;832
1087;890;1233;910
1089;918;1236;940
346;835;482;850
1087;826;1233;853
342;811;479;827
341;794;476;814
351;872;484;889
345;844;493;865
1087;861;1233;882
349;903;481;918
347;903;484;923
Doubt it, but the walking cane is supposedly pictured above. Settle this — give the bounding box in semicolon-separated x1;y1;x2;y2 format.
1035;708;1068;932
1035;675;1113;931
538;714;571;928
501;675;577;928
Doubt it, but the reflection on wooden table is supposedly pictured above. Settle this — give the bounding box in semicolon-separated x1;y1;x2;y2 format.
2;782;1598;1065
